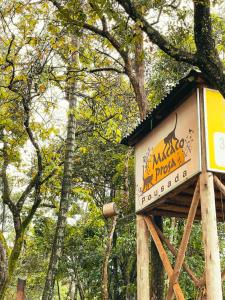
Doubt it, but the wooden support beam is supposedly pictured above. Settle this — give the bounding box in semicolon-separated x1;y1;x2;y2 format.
166;177;198;199
154;223;201;288
200;172;222;300
151;208;225;221
214;175;225;197
166;181;200;300
152;210;191;219
158;204;200;214
136;215;149;300
169;195;193;205
144;216;185;300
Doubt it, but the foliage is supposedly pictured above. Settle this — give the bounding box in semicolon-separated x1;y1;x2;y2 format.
0;0;225;299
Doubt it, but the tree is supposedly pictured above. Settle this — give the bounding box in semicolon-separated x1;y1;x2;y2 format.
116;0;225;96
47;1;166;297
0;1;67;296
2;1;224;299
42;36;79;299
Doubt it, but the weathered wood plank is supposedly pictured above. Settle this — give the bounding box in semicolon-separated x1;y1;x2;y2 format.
144;216;185;300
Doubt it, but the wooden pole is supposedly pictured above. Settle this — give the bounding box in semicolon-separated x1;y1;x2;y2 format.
200;172;222;300
136;215;150;300
199;85;223;299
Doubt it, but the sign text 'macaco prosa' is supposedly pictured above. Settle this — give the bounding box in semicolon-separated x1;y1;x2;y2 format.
135;91;201;212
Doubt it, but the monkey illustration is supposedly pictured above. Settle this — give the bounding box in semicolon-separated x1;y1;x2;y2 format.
163;113;178;152
142;165;153;191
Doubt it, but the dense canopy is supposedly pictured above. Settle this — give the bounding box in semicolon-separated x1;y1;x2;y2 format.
0;0;225;299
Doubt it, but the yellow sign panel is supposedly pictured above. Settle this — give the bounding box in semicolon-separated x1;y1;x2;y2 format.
142;116;186;194
135;92;201;212
204;88;225;173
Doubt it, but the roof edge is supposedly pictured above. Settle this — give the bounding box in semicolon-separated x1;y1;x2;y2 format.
121;70;209;146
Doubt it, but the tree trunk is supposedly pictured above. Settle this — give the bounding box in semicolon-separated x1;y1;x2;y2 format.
134;30;164;300
112;232;120;300
193;0;225;97
65;280;72;300
73;281;77;300
0;230;24;300
16;278;26;300
117;0;225;98
102;216;117;300
134;30;149;117
0;233;8;296
77;278;84;300
57;281;61;300
42;38;78;300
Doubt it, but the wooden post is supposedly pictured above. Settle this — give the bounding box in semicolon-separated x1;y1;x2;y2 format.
199;85;223;299
16;278;26;300
136;215;149;300
200;172;222;300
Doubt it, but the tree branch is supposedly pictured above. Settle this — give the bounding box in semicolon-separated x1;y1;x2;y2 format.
95;49;124;68
194;0;221;60
22;97;43;181
1;141;22;235
49;0;129;62
5;35;16;88
116;0;198;65
21;97;43;229
89;67;124;74
193;0;225;95
1;142;16;215
16;174;39;212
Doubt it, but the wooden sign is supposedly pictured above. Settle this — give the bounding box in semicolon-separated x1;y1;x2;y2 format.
135;92;201;212
204;88;225;173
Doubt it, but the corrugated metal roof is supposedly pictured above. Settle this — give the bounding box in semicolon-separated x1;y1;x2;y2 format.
121;69;209;146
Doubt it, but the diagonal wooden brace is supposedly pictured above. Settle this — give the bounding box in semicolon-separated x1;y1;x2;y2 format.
166;180;200;300
214;175;225;196
144;216;185;300
154;222;202;288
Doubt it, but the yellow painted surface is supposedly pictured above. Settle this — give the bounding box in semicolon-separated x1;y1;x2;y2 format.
142;136;185;193
205;88;225;172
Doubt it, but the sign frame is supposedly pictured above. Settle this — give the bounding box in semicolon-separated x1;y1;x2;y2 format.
135;89;202;212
